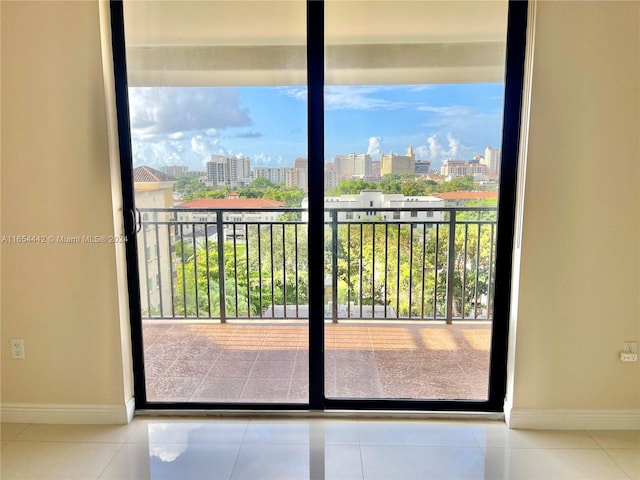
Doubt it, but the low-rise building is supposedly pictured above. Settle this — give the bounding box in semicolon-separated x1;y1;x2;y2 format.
301;190;444;224
434;191;498;208
133;166;176;317
176;194;286;240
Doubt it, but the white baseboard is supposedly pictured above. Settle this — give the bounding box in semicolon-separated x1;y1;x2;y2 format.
505;403;640;430
1;400;135;424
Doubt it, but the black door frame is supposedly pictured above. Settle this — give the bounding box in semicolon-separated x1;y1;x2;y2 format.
110;0;528;412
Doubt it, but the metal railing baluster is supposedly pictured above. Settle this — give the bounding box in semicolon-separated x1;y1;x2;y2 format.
154;223;164;318
347;223;351;319
135;206;497;325
331;211;338;323
215;213;226;323
246;224;251;318
421;223;426;319
258;223;263;318
233;224;238;317
462;224;468;320
168;222;176;318
205;223;211;318
192;223;199;318
371;223;376;319
396;223;401;318
282;223;287;319
445;211;457;324
141;218;151;318
179;223;187;318
433;224;439;319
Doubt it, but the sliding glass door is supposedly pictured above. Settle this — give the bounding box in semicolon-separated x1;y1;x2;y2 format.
323;1;510;403
111;0;527;410
115;0;310;405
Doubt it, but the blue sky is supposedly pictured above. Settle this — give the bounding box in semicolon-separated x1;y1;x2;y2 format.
129;84;505;171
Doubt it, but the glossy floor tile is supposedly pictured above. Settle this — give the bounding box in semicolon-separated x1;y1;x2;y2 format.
1;419;637;480
1;441;122;479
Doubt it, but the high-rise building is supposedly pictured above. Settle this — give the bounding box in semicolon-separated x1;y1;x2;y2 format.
334;153;372;178
482;146;501;174
324;167;338;190
440;159;488;179
370;160;381;177
207;154;251;188
251;166;287;185
292;157;308;190
161;165;189;177
380;145;415;175
415;160;431;174
294;157;308;170
285;167;307;190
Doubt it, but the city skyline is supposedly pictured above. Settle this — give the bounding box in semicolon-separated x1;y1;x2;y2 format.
130;84;505;171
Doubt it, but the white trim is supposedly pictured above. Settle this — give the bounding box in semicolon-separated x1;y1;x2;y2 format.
0;403;132;424
506;406;640;430
125;397;136;423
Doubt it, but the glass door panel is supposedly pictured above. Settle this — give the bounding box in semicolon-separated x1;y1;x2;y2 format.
122;0;309;404
323;0;508;400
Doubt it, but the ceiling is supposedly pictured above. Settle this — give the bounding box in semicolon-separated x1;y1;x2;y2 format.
123;0;508;86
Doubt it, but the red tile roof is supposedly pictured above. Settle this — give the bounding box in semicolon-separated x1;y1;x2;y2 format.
434;191;498;201
179;198;285;209
133;166;176;183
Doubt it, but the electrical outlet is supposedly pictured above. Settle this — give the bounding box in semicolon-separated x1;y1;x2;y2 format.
623;341;638;354
10;339;25;360
621;352;638;362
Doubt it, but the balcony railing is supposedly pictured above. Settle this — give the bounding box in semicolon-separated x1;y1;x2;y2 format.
137;207;496;323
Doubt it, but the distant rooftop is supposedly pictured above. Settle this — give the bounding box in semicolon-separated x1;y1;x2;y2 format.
179;197;285;209
133;166;176;183
434;191;498;201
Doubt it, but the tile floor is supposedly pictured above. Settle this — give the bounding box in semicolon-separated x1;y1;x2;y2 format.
1;418;638;479
144;321;491;403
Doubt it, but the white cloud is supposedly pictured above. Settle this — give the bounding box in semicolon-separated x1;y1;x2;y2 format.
325;86;410;111
280;85;413;111
129;87;251;137
147;424;191;462
413;145;430;160
253;153;277;165
131;128;232;171
411;133;466;164
447;133;461;159
190;135;207;156
417;105;472;116
278;87;307;101
367;136;382;157
421;105;502;133
427;135;444;159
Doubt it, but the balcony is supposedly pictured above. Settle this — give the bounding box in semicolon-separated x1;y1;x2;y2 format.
137;206;496;403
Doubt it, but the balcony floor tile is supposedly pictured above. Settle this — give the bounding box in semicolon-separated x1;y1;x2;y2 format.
142;321;491;403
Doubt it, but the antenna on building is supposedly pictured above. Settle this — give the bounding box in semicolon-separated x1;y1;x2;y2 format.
460;146;474;160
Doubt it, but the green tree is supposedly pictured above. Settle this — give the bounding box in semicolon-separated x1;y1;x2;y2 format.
248;177;275;188
436;175;477;192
